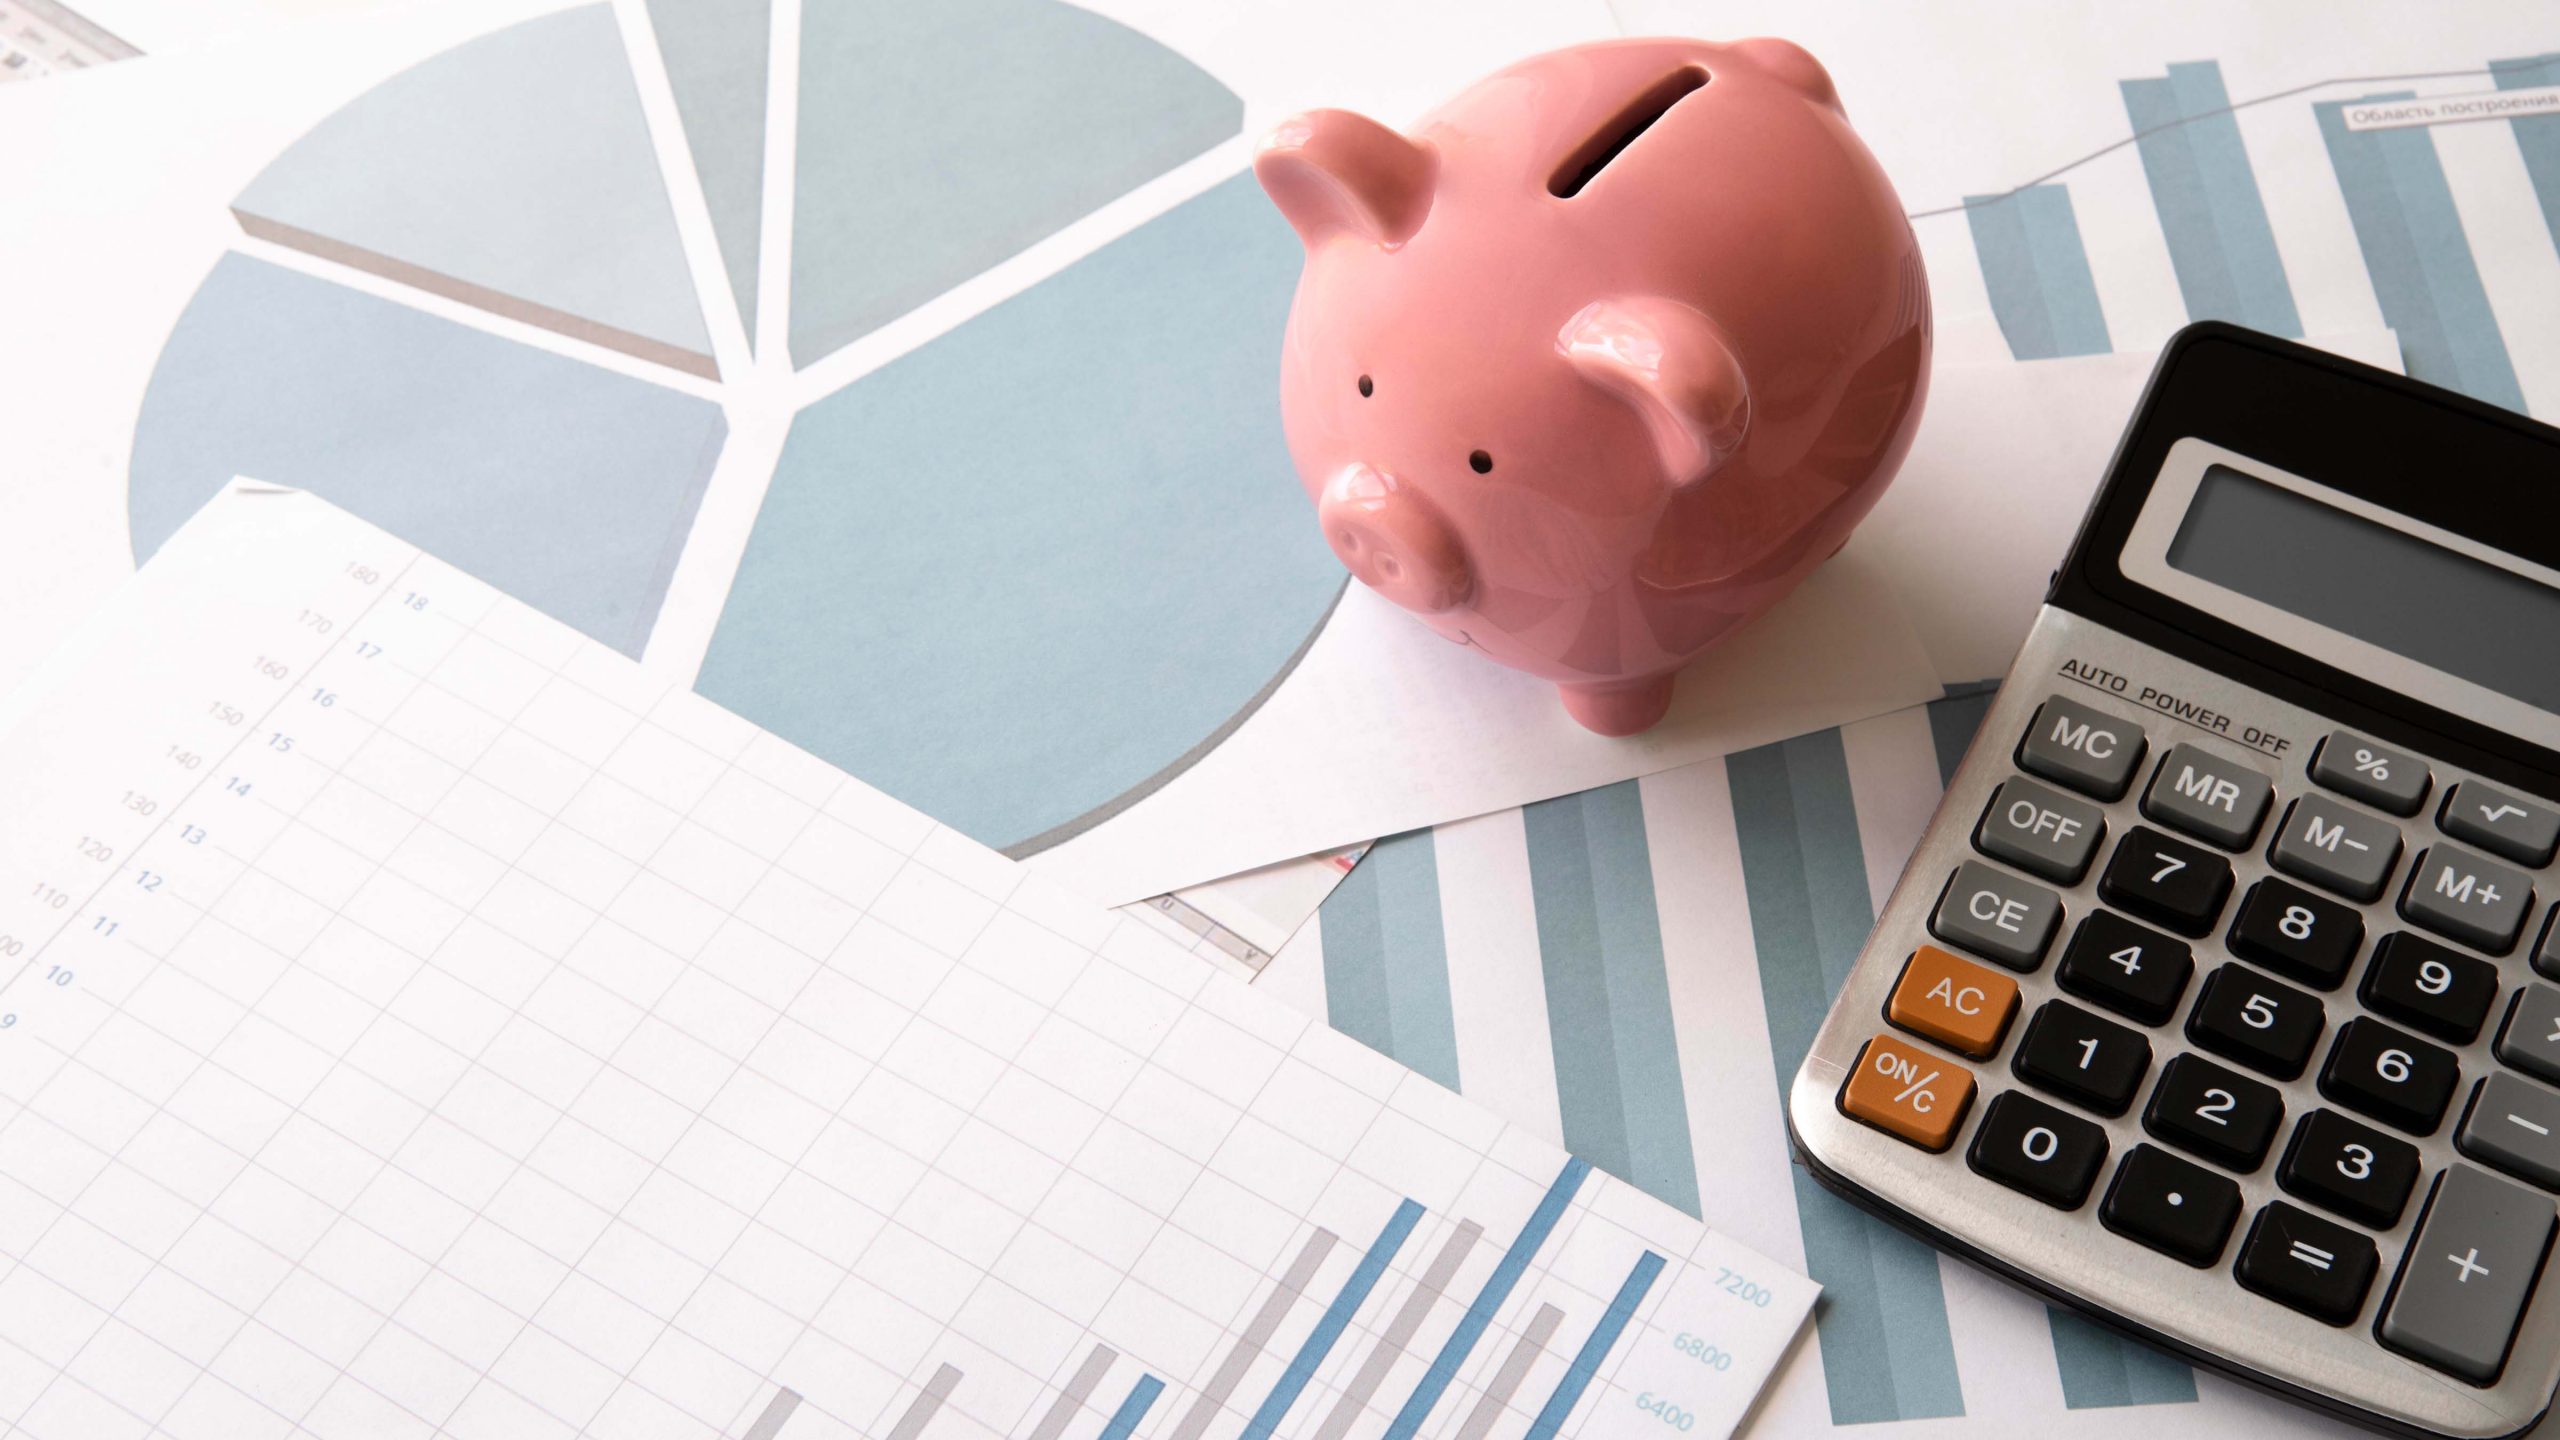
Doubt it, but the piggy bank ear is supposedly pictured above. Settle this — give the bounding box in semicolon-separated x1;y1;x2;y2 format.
1254;109;1437;249
1731;37;1841;113
1559;298;1750;487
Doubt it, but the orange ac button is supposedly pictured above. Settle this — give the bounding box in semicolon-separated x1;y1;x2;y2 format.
1841;1032;1976;1151
1887;945;2020;1059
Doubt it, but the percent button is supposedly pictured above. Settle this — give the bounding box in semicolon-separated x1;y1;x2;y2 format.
1841;1032;1977;1151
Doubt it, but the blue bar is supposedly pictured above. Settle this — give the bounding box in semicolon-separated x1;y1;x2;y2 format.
1523;783;1701;1217
1098;1375;1164;1440
1319;829;1462;1090
2314;94;2526;412
1524;1251;1667;1439
2492;54;2560;255
1964;184;2112;359
2121;61;2303;335
1383;1158;1590;1440
2049;1310;2198;1408
1728;731;1965;1423
1241;1199;1424;1440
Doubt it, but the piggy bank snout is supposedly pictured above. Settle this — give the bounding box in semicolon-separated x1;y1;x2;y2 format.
1317;467;1472;614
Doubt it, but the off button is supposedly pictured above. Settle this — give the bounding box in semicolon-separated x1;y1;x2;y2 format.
1842;1033;1977;1151
1889;946;2020;1058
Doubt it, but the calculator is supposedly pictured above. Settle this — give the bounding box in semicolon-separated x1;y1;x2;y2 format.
1788;324;2560;1438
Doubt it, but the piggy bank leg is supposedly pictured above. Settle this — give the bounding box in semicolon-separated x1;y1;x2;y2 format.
1557;675;1675;736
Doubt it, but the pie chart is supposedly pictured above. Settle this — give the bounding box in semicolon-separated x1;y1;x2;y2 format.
129;0;1346;855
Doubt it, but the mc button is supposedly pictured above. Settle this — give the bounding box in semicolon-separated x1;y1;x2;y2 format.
1888;946;2020;1059
1841;1032;1977;1152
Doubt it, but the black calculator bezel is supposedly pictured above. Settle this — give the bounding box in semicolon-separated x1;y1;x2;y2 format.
2051;322;2560;804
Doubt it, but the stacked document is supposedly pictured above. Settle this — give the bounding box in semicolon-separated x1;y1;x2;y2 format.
0;485;1816;1438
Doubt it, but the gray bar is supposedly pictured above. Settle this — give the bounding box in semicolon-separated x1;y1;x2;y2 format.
886;1363;963;1440
1452;1303;1565;1440
1169;1227;1340;1440
740;1388;802;1440
1027;1344;1119;1440
1312;1221;1483;1440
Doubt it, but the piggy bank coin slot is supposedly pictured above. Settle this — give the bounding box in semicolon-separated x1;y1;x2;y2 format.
1548;65;1708;198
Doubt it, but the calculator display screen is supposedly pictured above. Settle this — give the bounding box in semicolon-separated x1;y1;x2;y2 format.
2167;464;2560;715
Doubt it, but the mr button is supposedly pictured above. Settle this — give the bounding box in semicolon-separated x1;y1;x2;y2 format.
1842;1033;1977;1151
1889;946;2021;1058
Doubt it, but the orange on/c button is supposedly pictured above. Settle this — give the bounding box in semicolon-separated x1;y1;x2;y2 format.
1888;945;2020;1059
1840;1032;1976;1151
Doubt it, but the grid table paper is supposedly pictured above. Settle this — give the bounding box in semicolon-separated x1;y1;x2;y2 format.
0;485;1812;1440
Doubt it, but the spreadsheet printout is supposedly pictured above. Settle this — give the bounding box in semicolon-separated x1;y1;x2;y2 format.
0;484;1812;1440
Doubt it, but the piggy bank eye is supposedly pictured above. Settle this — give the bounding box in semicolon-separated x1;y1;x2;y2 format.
1357;374;1374;398
1469;450;1494;474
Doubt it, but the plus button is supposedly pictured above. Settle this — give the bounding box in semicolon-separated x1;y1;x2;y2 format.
2448;1247;2491;1284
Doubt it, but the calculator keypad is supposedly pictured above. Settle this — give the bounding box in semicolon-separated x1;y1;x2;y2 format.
1975;777;2106;883
2189;964;2325;1080
2235;1202;2379;1325
2013;1000;2151;1117
2142;743;2275;849
2320;1017;2459;1135
1823;681;2560;1415
2104;1143;2243;1265
2361;933;2499;1043
2454;1073;2560;1190
2098;826;2233;936
1841;1033;1975;1151
2378;1166;2557;1382
2279;1109;2420;1229
2018;696;2148;799
2269;793;2403;902
1887;946;2018;1059
1931;861;2060;971
2494;984;2560;1085
2440;781;2560;868
2227;878;2362;990
2145;1053;2283;1171
2055;911;2192;1024
2310;730;2431;816
1968;1090;2107;1208
2402;845;2535;954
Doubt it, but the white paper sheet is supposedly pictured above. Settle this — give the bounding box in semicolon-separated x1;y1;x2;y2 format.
0;481;1817;1440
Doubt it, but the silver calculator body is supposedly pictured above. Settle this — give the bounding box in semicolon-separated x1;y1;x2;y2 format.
1790;325;2560;1439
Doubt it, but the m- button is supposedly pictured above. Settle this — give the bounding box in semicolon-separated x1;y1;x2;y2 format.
1888;946;2020;1058
2141;743;2273;850
2269;794;2404;903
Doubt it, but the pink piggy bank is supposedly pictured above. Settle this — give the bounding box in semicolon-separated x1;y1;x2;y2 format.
1256;38;1929;735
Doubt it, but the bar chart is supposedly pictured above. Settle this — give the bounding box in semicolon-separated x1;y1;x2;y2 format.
0;492;1812;1440
720;1158;1705;1440
1958;56;2555;417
